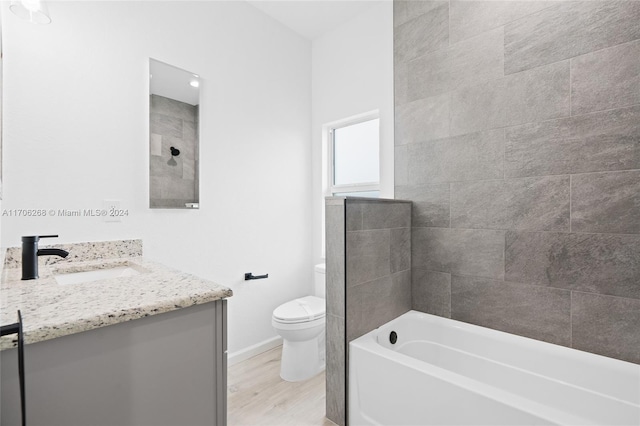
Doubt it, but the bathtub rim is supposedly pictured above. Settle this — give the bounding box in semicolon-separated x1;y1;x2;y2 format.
356;310;640;368
350;310;640;407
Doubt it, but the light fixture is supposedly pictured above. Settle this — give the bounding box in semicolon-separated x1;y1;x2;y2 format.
10;0;51;24
189;80;200;88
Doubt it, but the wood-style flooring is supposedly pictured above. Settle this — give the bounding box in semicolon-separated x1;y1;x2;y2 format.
228;345;336;426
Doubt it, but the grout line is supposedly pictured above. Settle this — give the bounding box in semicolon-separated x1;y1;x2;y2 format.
412;225;640;237
448;0;451;47
447;90;453;139
511;168;640;180
569;57;573;117
503;1;558;27
449;182;452;228
503;22;506;77
346;225;412;233
503;127;506;180
498;52;573;77
570;289;640;302
447;89;452;138
503;232;506;284
414;99;640;140
570;291;573;348
504;52;569;77
447;101;640;139
448;7;554;48
449;271;453;318
400;168;640;187
445;271;574;293
570;37;640;63
569;174;572;233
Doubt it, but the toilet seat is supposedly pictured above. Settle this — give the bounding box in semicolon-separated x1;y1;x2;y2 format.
272;296;325;324
272;316;325;332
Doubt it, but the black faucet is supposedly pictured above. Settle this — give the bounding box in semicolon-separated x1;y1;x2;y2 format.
21;235;69;280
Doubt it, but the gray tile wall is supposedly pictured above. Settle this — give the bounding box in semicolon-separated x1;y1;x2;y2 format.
325;198;412;426
149;95;199;208
394;0;640;364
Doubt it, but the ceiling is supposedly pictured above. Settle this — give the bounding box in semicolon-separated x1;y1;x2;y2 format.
247;0;384;40
150;59;200;106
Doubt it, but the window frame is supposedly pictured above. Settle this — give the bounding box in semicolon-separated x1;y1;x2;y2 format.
324;110;381;198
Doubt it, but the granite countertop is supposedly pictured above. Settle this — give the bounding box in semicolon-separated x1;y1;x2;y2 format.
0;239;232;350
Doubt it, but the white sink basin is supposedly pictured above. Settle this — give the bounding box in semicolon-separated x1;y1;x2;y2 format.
54;266;141;285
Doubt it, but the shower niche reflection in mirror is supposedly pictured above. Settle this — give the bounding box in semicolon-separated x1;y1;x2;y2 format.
149;58;200;209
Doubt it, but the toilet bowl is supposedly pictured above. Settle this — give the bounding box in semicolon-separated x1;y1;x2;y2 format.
272;264;326;382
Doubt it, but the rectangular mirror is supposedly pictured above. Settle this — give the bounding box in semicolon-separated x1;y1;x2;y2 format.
149;58;200;209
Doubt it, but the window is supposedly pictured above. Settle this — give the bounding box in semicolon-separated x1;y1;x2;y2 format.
320;112;381;258
326;114;380;198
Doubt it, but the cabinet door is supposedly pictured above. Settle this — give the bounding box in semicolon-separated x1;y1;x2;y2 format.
1;301;227;426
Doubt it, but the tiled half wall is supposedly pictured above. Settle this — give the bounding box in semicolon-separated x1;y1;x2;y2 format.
325;197;412;426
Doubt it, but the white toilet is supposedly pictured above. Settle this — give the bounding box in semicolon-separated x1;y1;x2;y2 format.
272;264;326;382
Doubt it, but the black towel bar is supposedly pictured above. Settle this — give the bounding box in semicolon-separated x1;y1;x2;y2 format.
245;272;269;280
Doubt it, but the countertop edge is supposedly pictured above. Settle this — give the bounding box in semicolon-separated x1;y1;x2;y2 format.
1;255;232;350
3;291;232;349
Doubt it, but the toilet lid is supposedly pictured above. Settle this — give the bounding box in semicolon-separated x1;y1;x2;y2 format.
273;296;325;323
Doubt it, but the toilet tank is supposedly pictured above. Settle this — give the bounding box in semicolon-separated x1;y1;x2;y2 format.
314;263;326;298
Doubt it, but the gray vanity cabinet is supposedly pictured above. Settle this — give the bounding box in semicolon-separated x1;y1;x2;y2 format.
0;300;227;426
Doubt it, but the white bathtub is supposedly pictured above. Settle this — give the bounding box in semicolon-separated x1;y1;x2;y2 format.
349;311;640;426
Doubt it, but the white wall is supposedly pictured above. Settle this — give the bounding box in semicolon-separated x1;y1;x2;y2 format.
311;1;394;263
1;1;312;354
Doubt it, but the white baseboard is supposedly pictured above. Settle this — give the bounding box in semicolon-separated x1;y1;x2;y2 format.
227;336;282;367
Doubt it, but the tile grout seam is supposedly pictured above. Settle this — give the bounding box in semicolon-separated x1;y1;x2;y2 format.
398;168;640;188
503;127;506;180
503;232;507;286
412;225;640;237
449;182;452;228
570;291;573;348
403;95;640;134
414;267;609;294
569;175;572;233
448;0;451;48
569;57;573;117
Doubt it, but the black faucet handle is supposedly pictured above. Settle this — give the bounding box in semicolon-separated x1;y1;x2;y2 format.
21;235;58;243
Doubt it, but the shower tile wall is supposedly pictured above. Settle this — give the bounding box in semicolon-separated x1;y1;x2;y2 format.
325;197;411;426
149;94;199;208
394;0;640;364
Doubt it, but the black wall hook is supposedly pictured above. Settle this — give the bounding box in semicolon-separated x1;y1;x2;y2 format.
170;146;180;157
245;272;268;281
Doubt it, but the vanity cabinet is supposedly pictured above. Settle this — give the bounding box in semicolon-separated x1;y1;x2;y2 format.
1;300;227;426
